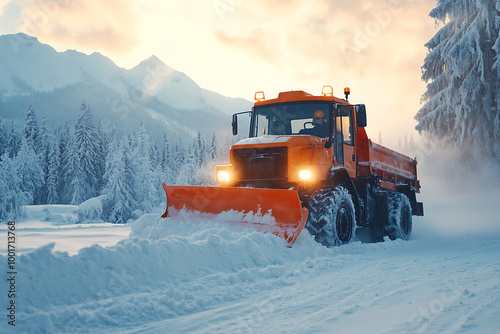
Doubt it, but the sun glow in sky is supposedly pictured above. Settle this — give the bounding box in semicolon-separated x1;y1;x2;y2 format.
0;0;438;147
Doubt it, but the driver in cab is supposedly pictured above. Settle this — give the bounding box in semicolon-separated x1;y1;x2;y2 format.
299;110;329;138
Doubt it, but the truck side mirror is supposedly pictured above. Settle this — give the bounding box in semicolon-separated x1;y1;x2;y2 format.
356;105;367;127
324;137;333;149
232;114;238;136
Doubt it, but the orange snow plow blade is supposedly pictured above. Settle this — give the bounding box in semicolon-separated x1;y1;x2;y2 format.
161;184;308;245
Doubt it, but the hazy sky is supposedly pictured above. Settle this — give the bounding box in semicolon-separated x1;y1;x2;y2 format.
0;0;439;146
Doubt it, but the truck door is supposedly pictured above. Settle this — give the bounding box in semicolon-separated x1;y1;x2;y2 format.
334;106;356;177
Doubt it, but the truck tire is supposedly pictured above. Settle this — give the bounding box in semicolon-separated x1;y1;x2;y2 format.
306;186;356;247
387;192;412;240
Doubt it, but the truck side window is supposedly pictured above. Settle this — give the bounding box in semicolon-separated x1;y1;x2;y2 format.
341;115;353;145
255;114;268;136
335;112;344;164
339;107;353;146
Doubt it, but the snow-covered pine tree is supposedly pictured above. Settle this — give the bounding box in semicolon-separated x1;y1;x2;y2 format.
56;124;71;200
132;123;159;212
101;132;117;187
0;119;7;159
150;142;160;169
159;134;175;184
75;103;100;200
161;133;170;172
23;103;39;152
103;136;137;223
46;137;61;204
0;153;28;220
134;122;150;157
193;132;206;168
14;136;44;205
119;137;137;220
38;115;49;155
152;141;164;191
38;116;50;204
95;120;107;192
415;0;500;162
6;122;19;159
62;139;85;205
209;132;218;161
172;138;186;175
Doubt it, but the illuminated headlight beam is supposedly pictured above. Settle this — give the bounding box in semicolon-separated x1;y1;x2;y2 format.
217;170;231;183
298;169;313;181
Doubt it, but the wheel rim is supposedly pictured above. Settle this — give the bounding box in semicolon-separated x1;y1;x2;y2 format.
336;205;352;243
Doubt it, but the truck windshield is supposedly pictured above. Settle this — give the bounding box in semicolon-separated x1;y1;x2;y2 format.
252;102;331;138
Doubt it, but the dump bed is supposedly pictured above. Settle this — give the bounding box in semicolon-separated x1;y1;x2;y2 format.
357;138;419;191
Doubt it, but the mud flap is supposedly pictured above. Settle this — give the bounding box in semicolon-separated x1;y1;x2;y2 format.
162;184;308;246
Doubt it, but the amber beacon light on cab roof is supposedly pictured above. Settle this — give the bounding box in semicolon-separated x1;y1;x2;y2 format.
162;86;423;247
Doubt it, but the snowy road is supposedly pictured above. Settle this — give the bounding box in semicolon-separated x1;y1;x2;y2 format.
116;234;500;334
1;204;499;334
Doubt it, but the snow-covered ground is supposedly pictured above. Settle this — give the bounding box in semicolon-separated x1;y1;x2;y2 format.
0;205;131;256
1;186;499;333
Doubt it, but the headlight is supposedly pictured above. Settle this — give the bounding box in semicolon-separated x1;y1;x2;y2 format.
217;170;231;183
298;169;313;181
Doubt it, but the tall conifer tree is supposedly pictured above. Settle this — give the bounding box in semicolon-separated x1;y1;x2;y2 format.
415;0;500;161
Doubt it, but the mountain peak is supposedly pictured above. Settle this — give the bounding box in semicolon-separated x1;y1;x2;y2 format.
134;54;174;72
144;55;162;64
137;55;166;67
1;32;40;49
4;32;38;42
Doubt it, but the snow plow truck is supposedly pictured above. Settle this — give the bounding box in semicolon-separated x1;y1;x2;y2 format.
162;86;423;247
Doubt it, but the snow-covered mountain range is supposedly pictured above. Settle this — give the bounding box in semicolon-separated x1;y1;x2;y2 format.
0;33;251;140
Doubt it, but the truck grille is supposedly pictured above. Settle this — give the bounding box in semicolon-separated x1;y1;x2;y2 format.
233;147;288;181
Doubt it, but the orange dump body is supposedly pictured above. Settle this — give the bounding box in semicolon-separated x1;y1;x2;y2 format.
356;129;420;191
